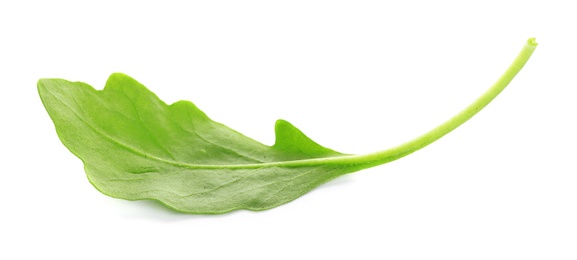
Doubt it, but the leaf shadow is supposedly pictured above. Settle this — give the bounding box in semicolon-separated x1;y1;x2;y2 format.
107;175;355;220
108;198;242;221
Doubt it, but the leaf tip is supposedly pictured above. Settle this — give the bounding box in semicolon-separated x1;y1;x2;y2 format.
37;78;66;98
104;72;137;90
273;119;297;146
273;119;344;157
107;72;132;80
37;78;52;92
274;119;291;130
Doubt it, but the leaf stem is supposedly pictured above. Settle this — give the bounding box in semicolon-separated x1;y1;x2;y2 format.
350;38;538;167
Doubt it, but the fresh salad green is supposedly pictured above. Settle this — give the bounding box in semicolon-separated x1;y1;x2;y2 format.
38;38;537;214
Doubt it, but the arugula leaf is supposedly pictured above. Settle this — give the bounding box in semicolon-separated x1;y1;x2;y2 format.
38;39;537;214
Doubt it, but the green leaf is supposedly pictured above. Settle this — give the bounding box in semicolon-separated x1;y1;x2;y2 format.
38;39;537;214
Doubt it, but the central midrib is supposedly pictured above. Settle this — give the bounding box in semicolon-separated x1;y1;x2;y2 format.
48;90;361;170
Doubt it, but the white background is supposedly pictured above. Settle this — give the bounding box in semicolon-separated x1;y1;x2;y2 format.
1;0;576;259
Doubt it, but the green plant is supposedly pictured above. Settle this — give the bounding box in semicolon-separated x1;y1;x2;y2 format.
38;38;537;214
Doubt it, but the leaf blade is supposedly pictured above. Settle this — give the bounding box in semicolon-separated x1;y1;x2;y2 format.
39;73;356;213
